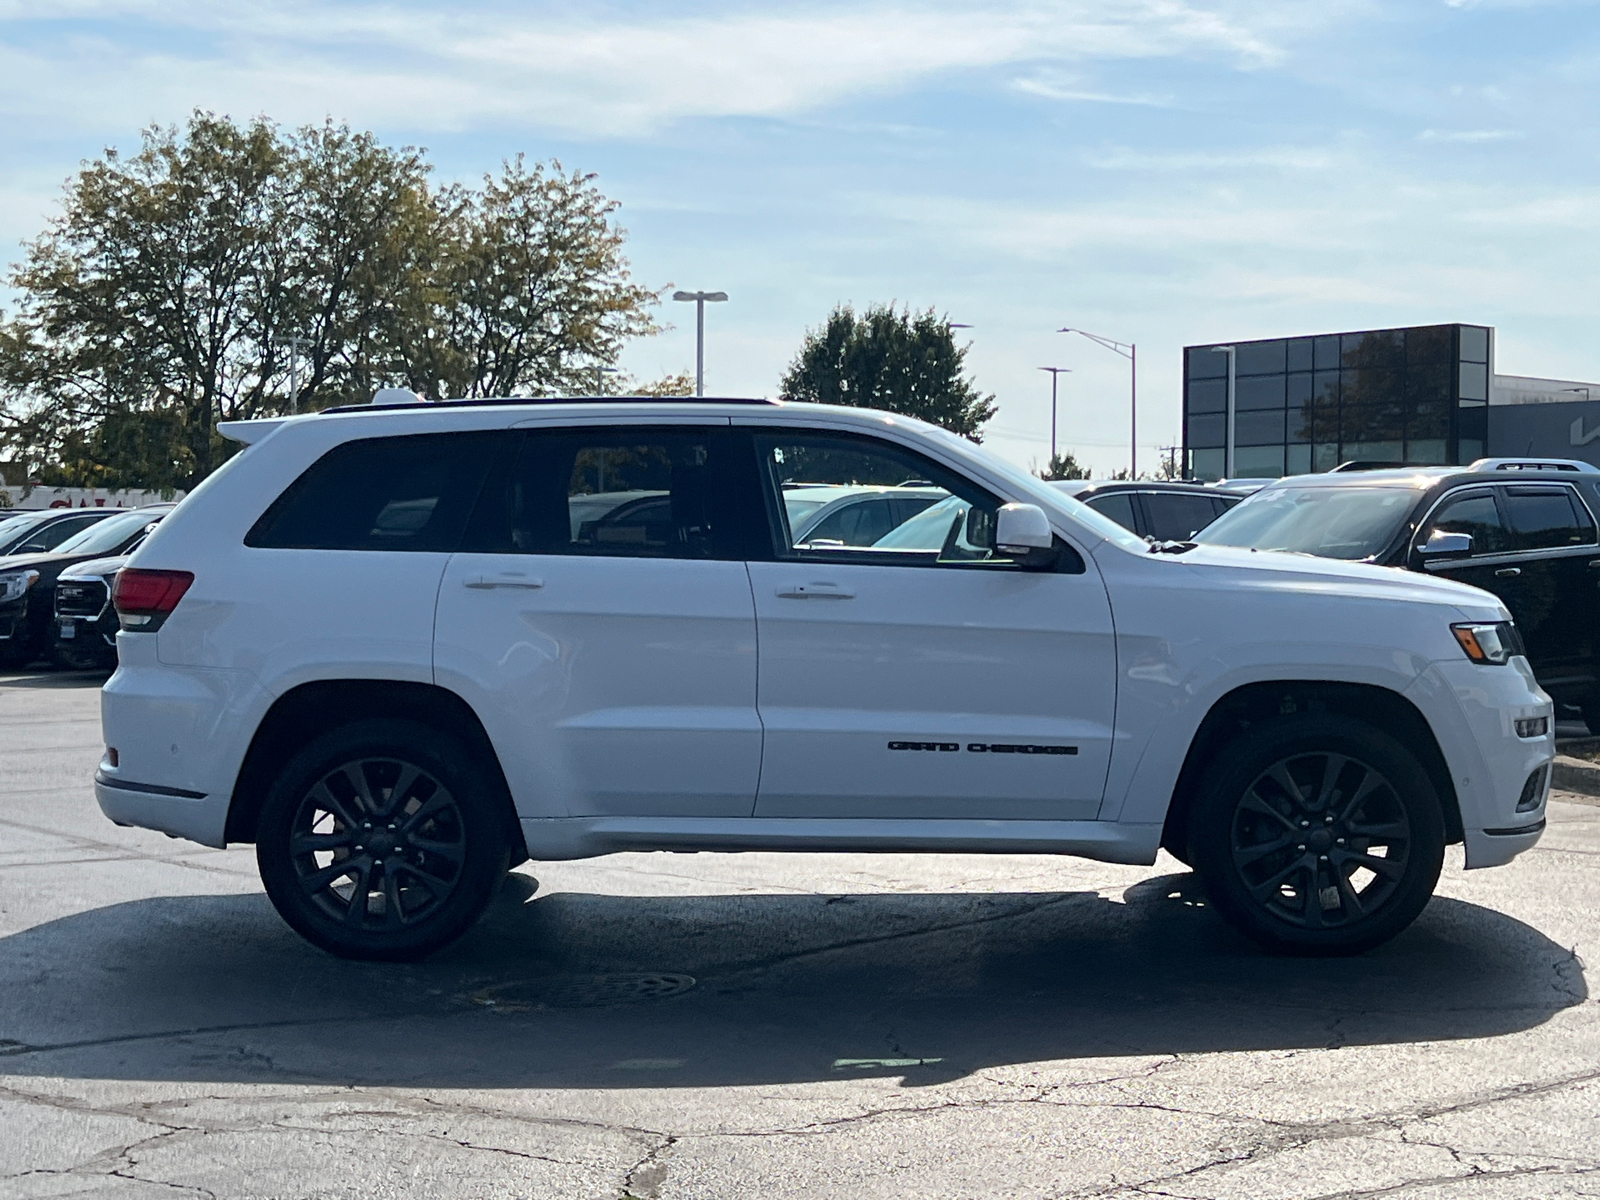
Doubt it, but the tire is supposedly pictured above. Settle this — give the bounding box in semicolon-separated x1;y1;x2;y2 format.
1187;714;1445;956
256;718;510;961
1580;697;1600;739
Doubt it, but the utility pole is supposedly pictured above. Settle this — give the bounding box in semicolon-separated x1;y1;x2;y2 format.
1038;367;1071;465
1060;328;1137;477
672;290;729;396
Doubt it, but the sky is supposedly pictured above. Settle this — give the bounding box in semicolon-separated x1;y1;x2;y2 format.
1;1;1598;475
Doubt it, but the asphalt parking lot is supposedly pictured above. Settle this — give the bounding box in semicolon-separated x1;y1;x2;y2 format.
1;672;1597;1199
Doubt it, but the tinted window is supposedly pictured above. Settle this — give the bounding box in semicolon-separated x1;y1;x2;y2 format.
1085;492;1138;533
1426;491;1509;555
466;426;742;560
247;432;499;552
803;497;901;547
1142;493;1223;542
1200;486;1418;560
1503;487;1596;551
17;513;105;552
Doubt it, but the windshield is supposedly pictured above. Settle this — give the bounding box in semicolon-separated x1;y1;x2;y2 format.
53;510;161;557
0;512;46;543
1197;486;1419;560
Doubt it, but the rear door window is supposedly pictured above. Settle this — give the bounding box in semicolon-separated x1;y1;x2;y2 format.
246;432;501;551
1141;492;1222;541
1502;487;1597;551
463;426;748;560
1084;492;1138;534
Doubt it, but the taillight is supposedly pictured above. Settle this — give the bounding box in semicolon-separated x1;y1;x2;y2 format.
112;569;194;632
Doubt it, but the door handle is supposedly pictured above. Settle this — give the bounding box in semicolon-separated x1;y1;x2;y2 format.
464;574;545;590
1494;567;1521;578
776;582;855;600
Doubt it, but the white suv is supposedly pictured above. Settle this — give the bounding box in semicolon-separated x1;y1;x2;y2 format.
95;397;1554;960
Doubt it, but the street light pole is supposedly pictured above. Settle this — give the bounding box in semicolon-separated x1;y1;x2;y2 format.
672;290;729;397
285;335;309;414
1059;329;1137;477
593;365;618;396
1211;345;1237;478
1038;367;1071;464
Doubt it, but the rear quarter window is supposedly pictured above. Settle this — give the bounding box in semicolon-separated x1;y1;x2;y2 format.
246;432;501;552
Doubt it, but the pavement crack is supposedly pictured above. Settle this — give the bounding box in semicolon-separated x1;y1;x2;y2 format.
620;1133;677;1200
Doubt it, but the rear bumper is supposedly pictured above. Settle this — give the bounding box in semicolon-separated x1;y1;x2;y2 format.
95;768;226;847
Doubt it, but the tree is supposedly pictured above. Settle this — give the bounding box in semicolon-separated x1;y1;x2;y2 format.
0;115;661;490
778;304;996;440
1037;451;1091;481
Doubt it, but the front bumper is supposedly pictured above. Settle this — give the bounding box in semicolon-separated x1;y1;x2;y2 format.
1406;655;1553;868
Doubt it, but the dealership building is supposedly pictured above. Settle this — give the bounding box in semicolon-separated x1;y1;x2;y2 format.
1182;323;1600;481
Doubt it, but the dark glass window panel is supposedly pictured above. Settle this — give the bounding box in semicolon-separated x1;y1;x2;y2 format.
1234;445;1285;477
1458;405;1488;443
1311;393;1339;444
1458;439;1486;463
1085;492;1138;532
1286;339;1314;372
1235;375;1286;411
1342;367;1400;410
1286;373;1313;405
1187;413;1226;448
1405;362;1452;409
466;427;739;559
1427;492;1508;554
1142;493;1221;541
1314;336;1341;370
1235;409;1286;446
1503;488;1596;551
248;431;500;552
1189;448;1225;482
1187;347;1227;380
1406;325;1453;365
1408;400;1450;442
1459;325;1490;363
1459;362;1488;401
1406;439;1448;465
1342;330;1402;369
1286;443;1312;474
1342;440;1405;465
1340;404;1384;444
1186;378;1227;414
1314;370;1341;406
1313;443;1340;472
1235;340;1286;376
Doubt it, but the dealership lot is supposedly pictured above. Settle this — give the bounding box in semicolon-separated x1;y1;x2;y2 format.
2;672;1597;1199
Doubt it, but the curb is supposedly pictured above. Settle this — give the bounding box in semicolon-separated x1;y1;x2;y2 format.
1551;754;1600;798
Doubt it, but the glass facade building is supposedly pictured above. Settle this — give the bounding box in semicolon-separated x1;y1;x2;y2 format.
1183;324;1493;481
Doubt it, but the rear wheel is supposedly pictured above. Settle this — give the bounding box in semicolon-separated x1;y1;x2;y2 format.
1188;715;1445;955
256;719;509;961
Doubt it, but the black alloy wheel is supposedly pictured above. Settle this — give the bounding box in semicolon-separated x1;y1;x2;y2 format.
1189;715;1445;955
257;719;510;960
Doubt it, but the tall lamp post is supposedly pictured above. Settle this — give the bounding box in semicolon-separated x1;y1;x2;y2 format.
1211;345;1237;478
286;334;310;414
593;365;618;395
672;290;728;397
1060;328;1137;477
1038;367;1071;464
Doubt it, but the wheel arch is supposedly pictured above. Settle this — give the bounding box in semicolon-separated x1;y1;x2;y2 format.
1160;681;1464;861
223;678;527;865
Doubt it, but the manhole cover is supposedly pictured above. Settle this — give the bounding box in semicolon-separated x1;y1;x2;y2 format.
469;973;696;1011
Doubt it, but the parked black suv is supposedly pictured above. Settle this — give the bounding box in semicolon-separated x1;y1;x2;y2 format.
0;506;171;669
1199;458;1600;725
1050;480;1242;542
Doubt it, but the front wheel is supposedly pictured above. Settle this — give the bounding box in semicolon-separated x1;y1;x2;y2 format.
256;719;510;961
1188;715;1445;955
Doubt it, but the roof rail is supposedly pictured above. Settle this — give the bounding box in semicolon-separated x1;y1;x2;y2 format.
1467;457;1600;474
321;394;782;415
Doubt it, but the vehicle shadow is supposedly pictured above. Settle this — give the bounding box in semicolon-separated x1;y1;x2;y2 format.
0;870;1583;1089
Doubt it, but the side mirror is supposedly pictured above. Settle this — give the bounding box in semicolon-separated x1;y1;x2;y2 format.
995;503;1053;554
1418;530;1472;558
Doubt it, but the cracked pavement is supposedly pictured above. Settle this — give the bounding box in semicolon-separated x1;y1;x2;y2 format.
1;674;1596;1198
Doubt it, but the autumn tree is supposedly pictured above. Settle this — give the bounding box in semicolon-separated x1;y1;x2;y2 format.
779;304;996;440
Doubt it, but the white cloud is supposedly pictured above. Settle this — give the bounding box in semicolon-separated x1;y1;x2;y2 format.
0;1;1337;137
1417;128;1525;142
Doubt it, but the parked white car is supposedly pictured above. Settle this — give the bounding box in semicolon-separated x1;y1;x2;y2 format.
96;397;1553;960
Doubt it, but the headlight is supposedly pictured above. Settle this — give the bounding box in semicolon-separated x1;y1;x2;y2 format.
1452;621;1524;665
0;570;39;605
